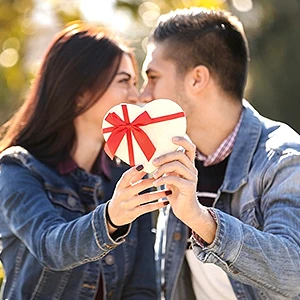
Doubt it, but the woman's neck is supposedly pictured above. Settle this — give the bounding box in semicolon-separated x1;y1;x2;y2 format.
71;135;103;173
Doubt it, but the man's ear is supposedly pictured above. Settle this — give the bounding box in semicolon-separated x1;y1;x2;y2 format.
187;65;210;94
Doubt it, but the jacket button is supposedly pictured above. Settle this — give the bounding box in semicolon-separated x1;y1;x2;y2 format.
173;232;182;241
97;188;104;199
104;255;115;265
107;291;114;297
67;196;77;207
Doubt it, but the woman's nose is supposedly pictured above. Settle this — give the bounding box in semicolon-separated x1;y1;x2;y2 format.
128;86;140;104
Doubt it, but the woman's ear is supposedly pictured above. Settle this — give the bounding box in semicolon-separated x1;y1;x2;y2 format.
76;91;90;109
187;65;210;94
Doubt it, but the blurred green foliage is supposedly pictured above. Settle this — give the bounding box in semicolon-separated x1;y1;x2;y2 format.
246;0;300;132
116;0;227;15
0;0;81;124
0;0;34;121
1;0;299;130
0;261;3;286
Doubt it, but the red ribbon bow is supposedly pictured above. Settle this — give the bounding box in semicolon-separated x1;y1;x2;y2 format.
103;104;185;166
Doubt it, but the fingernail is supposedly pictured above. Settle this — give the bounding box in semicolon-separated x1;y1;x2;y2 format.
152;158;158;165
136;164;144;171
172;136;180;141
165;190;172;196
163;201;170;206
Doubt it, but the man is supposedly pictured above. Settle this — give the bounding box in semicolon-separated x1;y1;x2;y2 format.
141;7;300;300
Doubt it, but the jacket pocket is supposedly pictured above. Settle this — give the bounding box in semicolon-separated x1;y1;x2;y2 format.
45;186;85;220
240;198;263;230
30;268;73;300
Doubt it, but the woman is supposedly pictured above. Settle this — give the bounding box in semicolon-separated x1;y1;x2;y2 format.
0;23;171;299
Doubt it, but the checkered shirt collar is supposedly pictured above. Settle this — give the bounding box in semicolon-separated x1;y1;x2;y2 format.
196;111;243;166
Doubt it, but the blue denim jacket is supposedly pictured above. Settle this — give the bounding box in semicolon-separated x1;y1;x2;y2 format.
156;101;300;300
0;147;157;300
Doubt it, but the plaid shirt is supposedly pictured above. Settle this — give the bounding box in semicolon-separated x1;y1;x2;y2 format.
196;111;243;166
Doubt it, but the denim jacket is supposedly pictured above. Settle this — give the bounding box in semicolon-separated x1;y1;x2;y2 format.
156;100;300;300
0;147;157;300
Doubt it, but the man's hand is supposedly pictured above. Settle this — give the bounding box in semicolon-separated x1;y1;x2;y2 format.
152;136;217;244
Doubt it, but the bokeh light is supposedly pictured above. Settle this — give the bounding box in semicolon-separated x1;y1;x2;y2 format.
138;2;160;27
232;0;253;12
0;48;19;68
3;37;20;51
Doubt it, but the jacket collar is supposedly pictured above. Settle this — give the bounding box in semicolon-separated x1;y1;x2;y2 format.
221;100;262;193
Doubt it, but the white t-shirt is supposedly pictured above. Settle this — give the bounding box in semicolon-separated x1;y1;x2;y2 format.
186;249;237;300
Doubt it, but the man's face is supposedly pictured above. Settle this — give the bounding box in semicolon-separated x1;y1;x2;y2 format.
140;43;188;112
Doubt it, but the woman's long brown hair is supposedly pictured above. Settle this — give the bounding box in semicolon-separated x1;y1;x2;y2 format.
0;23;136;166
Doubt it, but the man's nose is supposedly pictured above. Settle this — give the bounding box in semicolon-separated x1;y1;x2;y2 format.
140;85;154;104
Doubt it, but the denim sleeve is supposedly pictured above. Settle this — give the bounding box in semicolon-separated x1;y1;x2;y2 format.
0;161;130;271
121;212;158;299
192;152;300;298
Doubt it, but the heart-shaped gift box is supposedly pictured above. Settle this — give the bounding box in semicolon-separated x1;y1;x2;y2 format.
102;99;187;173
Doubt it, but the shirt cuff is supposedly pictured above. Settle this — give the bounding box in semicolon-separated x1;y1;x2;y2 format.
192;208;217;248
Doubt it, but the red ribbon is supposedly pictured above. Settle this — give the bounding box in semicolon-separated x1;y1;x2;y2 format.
103;104;185;166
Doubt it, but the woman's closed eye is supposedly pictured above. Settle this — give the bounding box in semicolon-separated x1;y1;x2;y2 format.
119;77;138;89
119;77;130;84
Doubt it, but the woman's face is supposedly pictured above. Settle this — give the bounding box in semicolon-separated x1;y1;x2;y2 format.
74;53;139;140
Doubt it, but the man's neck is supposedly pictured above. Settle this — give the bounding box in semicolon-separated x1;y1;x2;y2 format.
188;99;243;156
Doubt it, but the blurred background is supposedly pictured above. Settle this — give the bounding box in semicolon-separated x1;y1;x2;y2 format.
0;0;300;132
0;0;300;288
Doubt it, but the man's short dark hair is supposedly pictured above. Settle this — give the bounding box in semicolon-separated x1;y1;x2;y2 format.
150;7;250;100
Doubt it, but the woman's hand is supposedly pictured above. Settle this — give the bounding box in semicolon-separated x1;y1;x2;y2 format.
107;164;169;232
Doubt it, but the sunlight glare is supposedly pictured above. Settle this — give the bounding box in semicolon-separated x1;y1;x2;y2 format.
232;0;253;12
80;0;113;23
